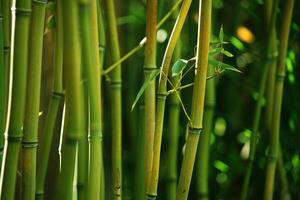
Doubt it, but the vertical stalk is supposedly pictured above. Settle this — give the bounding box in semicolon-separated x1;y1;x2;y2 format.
147;0;192;199
240;0;279;199
144;0;157;196
0;0;5;167
176;0;212;199
55;0;85;198
22;0;47;199
195;65;215;200
0;0;32;199
103;0;122;198
165;1;182;196
35;1;64;199
96;1;106;199
264;0;294;199
79;0;103;199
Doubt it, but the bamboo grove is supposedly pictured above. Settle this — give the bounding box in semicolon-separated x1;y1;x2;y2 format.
0;0;298;199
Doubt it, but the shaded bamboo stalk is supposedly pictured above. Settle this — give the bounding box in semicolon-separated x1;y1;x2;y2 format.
22;0;47;199
264;0;291;198
144;0;157;195
195;65;215;200
147;0;192;199
55;0;85;198
240;0;279;199
0;0;5;166
0;0;32;199
35;1;64;199
134;99;145;200
96;1;106;198
264;0;294;199
165;2;182;195
176;0;212;199
103;0;122;198
79;0;103;199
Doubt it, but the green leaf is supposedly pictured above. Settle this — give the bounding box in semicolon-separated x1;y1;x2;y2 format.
209;47;223;57
209;58;242;73
222;49;234;57
219;25;224;43
171;59;188;77
214;160;229;172
131;69;160;111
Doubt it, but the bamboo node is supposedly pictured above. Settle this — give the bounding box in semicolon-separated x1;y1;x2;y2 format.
266;153;278;161
188;126;202;135
33;0;47;5
13;7;31;16
144;67;157;71
52;91;64;99
276;73;285;81
22;141;38;148
157;92;168;100
6;135;23;142
110;81;122;89
147;193;157;200
4;46;10;53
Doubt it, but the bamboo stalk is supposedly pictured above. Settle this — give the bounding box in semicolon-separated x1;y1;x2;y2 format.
147;0;192;199
264;0;294;199
21;0;47;199
79;0;103;199
55;0;85;198
103;0;122;198
0;0;5;166
240;0;279;199
195;64;215;200
35;1;64;199
96;1;106;199
0;0;32;199
144;0;157;196
165;1;182;196
176;0;212;199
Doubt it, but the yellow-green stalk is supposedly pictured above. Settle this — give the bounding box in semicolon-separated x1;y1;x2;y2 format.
144;0;157;195
195;65;215;200
35;1;64;199
55;0;85;198
79;0;103;199
0;0;32;199
147;0;192;199
103;0;122;198
176;0;212;199
264;0;294;199
22;0;47;199
0;0;5;166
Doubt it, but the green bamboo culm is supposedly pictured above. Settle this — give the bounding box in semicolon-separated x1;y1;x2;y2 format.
195;64;215;200
144;0;157;196
0;0;5;166
165;1;182;196
166;52;182;200
264;0;294;199
0;0;32;199
103;0;122;198
55;0;85;198
147;0;192;199
21;0;47;199
96;1;106;198
176;0;212;199
35;1;64;199
79;0;103;199
240;0;279;199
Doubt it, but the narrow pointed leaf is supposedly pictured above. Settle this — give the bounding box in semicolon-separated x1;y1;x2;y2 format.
219;25;224;42
209;58;242;73
172;59;188;77
131;69;160;110
222;49;234;57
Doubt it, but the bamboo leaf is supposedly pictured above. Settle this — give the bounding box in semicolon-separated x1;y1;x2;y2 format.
131;69;160;110
209;58;242;73
222;49;234;57
219;25;224;43
209;47;223;57
171;59;188;77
